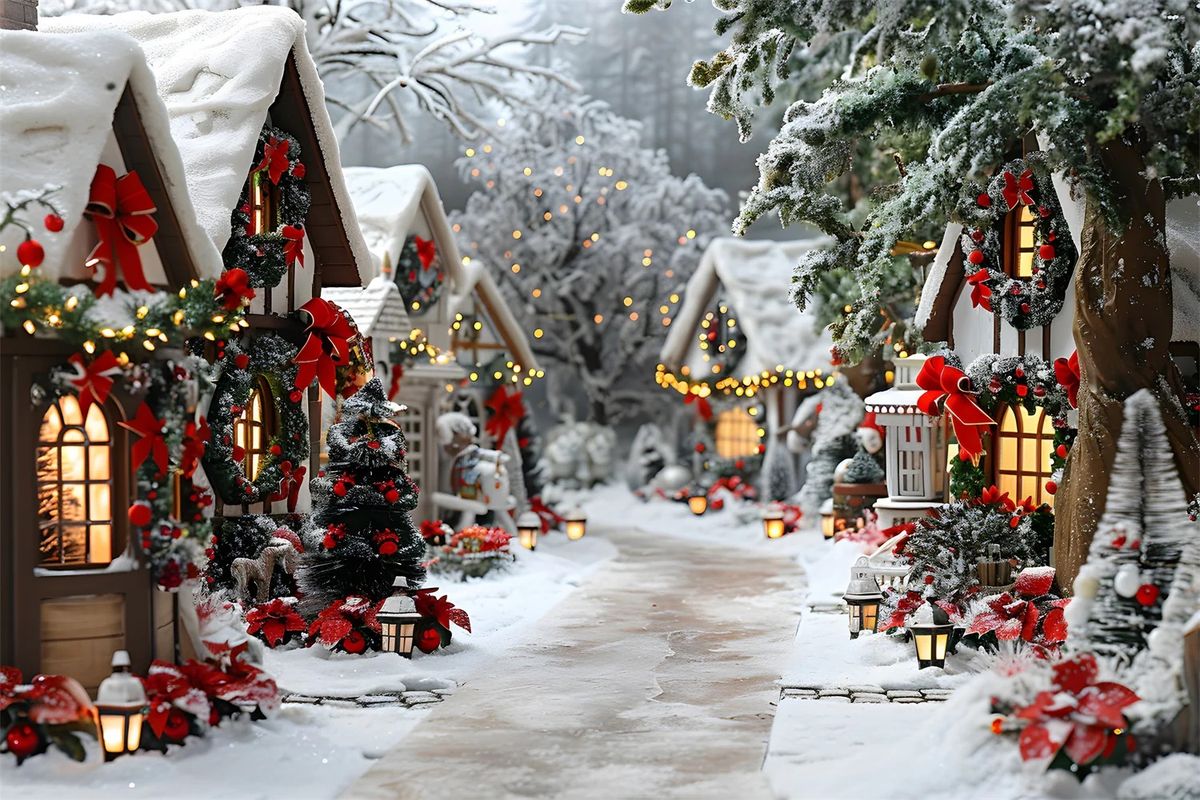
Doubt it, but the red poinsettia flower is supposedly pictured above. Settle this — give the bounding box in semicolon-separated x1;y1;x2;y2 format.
413;235;437;269
879;590;925;632
978;485;1016;511
245;598;306;648
308;596;380;653
0;665;23;712
412;588;471;634
1016;653;1139;765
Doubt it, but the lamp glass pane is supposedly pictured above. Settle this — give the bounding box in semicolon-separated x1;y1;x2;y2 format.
935;632;949;659
100;714;126;753
126;713;142;750
914;633;932;661
862;603;878;631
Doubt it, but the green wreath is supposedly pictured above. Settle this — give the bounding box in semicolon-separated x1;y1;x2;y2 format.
958;156;1077;330
203;333;310;504
947;353;1077;499
394;234;443;315
223;125;312;289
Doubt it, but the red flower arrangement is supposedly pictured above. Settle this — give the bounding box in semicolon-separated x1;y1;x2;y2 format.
0;667;95;765
308;596;381;654
410;588;471;653
964;568;1068;654
245;598;307;648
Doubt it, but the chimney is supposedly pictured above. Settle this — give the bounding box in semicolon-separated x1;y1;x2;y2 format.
2;0;38;30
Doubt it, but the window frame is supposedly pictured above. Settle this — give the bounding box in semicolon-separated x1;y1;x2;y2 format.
1001;205;1038;280
714;406;761;459
234;376;276;481
991;403;1055;507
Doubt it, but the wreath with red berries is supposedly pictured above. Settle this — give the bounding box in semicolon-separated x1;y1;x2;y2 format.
958;156;1077;330
202;333;310;504
223;125;311;289
393;234;443;315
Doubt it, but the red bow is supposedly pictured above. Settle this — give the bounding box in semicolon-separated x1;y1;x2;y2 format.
282;225;305;269
967;268;993;311
1001;168;1034;210
121;401;168;476
414;235;436;269
1054;351;1080;408
66;351;121;418
254;136;292;185
84;165;157;296
915;356;994;463
485;385;526;444
214;268;256;310
684;392;713;421
268;460;307;513
387;363;404;400
179;417;211;478
294;298;355;399
530;496;565;533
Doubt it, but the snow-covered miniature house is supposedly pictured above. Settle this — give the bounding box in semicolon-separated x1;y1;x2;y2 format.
0;29;224;689
327;165;541;522
48;7;373;521
659;237;834;481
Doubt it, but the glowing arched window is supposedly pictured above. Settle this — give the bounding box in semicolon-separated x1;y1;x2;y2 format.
714;407;761;458
247;170;279;235
993;405;1055;507
1002;205;1037;279
37;395;114;566
234;378;275;480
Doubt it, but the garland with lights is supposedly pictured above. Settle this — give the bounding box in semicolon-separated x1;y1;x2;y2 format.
657;363;833;399
201;333;310;505
694;301;745;377
224;126;310;289
393;234;443;314
957;156;1077;330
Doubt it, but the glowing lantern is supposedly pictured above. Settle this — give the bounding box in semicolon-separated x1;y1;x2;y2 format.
377;578;422;658
844;558;884;638
565;508;587;541
687;490;708;516
762;507;786;539
95;650;146;761
516;510;540;551
908;603;954;669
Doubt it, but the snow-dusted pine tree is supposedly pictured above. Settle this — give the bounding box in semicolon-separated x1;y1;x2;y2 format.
627;0;1200;590
1067;390;1197;738
449;88;728;424
760;435;796;503
797;381;863;519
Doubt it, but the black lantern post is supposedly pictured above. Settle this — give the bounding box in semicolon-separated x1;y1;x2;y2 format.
907;602;955;669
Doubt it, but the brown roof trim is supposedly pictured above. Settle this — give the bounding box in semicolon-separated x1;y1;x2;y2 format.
921;236;966;344
112;86;200;290
270;51;361;289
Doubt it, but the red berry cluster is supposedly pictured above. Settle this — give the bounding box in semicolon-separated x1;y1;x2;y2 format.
372;529;400;556
322;522;348;550
332;472;356;497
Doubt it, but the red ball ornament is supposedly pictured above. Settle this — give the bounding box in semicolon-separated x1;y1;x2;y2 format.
1056;444;1069;458
17;239;45;268
43;213;65;232
1038;244;1056;260
333;482;347;497
1135;584;1160;607
269;444;282;456
163;709;191;742
234;354;250;369
1009;516;1021;529
1045;480;1057;495
1019;303;1031;314
694;443;706;454
1014;367;1024;378
977;193;991;208
385;489;400;503
923;574;934;585
128;501;153;528
367;440;381;450
1111;533;1127;548
288;390;303;404
967;249;985;265
341;629;368;654
1033;385;1046;397
377;540;398;556
292;162;306;179
971;229;985;243
1038;206;1051;219
416;626;442;654
5;721;41;760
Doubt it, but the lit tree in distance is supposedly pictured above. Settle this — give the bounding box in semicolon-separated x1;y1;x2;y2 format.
628;0;1200;588
450;89;728;424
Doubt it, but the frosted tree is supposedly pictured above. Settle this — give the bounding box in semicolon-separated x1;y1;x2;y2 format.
43;0;583;144
628;0;1200;587
450;88;729;424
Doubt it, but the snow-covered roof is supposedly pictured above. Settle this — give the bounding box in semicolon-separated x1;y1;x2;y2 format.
0;28;220;282
660;237;833;380
323;277;411;342
344;165;540;371
44;7;370;285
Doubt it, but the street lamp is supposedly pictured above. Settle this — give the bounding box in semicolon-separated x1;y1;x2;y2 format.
377;578;422;658
565;507;587;541
94;650;146;761
908;602;955;669
516;510;540;551
687;489;708;516
844;557;883;639
762;507;786;539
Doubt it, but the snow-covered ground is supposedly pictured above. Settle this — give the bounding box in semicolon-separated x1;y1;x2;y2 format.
1;532;616;799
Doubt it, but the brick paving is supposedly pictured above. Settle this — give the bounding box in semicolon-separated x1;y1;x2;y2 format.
281;688;452;709
779;685;952;704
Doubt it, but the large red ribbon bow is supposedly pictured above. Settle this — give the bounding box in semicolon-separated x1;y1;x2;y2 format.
967;268;993;311
485;385;526;444
214;268;256;310
66;351;122;418
179;417;211;479
915;356;994;463
684;392;713;421
1054;351;1080;408
268;461;307;513
121;401;169;477
293;298;355;399
1001;168;1035;210
254;136;292;185
414;235;437;269
84;164;157;296
282;225;305;269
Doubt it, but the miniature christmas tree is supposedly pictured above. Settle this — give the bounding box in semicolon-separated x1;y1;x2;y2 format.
298;378;425;619
797;381;863;517
760;438;796;502
842;446;884;485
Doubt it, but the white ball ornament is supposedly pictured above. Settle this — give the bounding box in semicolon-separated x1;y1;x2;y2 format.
833;457;855;483
1073;571;1100;600
1147;626;1173;656
1113;564;1141;598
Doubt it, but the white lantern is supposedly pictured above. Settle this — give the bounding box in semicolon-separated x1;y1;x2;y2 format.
516;511;541;551
95;650;146;761
377;578;422;658
844;558;884;638
565;507;587;541
762;507;786;540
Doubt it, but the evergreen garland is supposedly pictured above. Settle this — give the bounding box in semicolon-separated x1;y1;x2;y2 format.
393;234;443;314
202;334;309;505
223;126;311;289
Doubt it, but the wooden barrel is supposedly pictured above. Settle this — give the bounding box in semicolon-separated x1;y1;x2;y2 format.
40;593;125;693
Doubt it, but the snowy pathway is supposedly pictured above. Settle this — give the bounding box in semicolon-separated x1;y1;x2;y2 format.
344;525;805;800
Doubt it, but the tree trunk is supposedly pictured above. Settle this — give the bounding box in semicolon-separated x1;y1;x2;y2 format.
1054;138;1200;591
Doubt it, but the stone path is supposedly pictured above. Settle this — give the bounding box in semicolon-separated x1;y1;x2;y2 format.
779;686;952;704
282;689;450;709
343;527;805;800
